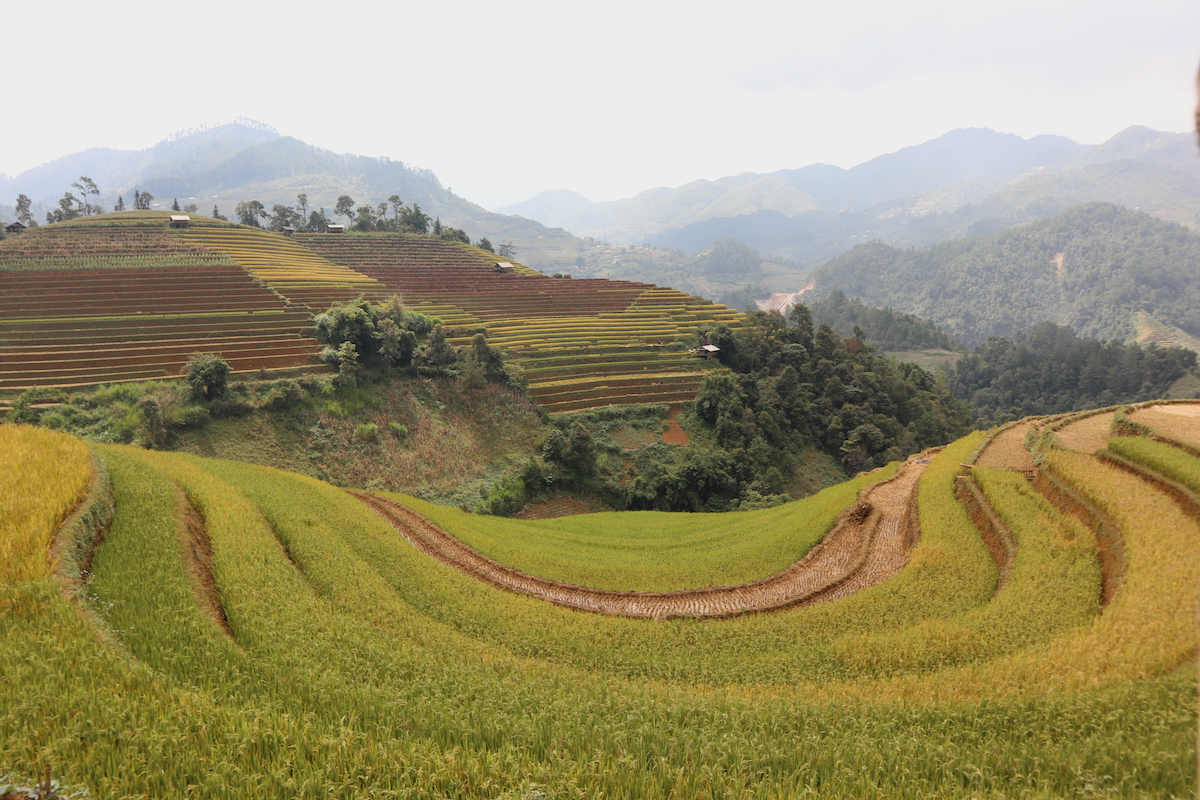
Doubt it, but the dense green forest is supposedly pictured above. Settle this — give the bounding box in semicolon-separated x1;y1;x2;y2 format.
949;322;1197;425
813;203;1200;347
808;291;963;352
650;310;970;498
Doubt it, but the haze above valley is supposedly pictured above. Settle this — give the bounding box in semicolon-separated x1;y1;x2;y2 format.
2;0;1197;211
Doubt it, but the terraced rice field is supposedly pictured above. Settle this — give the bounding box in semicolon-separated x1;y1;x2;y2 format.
0;235;327;394
293;233;743;412
973;421;1036;471
3;413;1197;797
356;453;926;618
2;214;740;411
1054;409;1119;454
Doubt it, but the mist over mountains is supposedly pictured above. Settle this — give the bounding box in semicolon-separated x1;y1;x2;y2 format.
503;126;1200;266
0;123;576;265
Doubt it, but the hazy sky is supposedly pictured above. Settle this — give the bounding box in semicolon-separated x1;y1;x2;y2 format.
4;0;1197;209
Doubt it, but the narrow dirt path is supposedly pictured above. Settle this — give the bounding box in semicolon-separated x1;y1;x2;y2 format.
352;456;930;619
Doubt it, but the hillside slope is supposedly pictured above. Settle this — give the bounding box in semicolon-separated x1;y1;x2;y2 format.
812;203;1200;348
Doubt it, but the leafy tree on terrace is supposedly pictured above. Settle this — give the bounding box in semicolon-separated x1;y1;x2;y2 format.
268;204;302;232
388;195;403;222
71;177;99;216
133;190;154;210
312;296;430;370
296;193;309;226
183;353;231;401
46;193;81;224
437;225;470;245
399;203;430;234
212;205;227;221
334;195;356;226
352;205;380;232
183;203;198;214
172;198;181;212
14;194;34;226
477;237;494;253
497;242;516;259
114;195;125;213
235;200;268;228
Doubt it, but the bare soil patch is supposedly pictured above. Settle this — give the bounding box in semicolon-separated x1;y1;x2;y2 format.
352;454;930;619
661;406;690;446
515;496;596;520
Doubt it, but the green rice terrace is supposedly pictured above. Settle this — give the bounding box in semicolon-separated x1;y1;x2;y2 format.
2;400;1198;797
0;212;739;413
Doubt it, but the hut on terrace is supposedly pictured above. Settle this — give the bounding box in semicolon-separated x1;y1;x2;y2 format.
696;344;721;360
493;262;515;274
4;221;27;234
168;215;191;229
326;224;346;234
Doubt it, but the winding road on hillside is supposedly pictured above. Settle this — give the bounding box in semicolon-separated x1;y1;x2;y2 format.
352;455;931;619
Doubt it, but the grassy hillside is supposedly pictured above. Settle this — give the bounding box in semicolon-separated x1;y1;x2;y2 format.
2;400;1198;796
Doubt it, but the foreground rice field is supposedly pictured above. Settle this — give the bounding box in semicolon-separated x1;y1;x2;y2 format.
1;407;1198;798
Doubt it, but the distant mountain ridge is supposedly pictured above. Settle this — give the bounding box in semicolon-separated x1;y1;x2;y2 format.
0;123;576;265
502;126;1199;270
501;128;1088;241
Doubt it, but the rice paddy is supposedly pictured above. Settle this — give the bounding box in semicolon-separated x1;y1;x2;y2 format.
2;404;1198;796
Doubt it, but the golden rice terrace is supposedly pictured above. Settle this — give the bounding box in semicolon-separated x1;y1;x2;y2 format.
2;400;1198;796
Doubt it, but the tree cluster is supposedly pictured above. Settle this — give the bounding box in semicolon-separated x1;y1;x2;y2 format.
950;321;1197;425
808;291;963;352
615;307;970;512
814;203;1200;348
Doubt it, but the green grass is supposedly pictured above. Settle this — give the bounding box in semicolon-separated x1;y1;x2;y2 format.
1108;435;1200;496
398;463;896;592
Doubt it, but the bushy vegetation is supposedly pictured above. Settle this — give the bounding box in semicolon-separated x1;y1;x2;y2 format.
691;307;970;475
815;202;1200;347
809;290;963;352
951;321;1196;424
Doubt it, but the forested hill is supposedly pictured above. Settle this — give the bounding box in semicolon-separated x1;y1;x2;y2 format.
812;203;1200;349
808;292;963;353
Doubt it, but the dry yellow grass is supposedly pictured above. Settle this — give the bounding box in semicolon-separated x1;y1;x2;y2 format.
1055;410;1117;453
1129;402;1200;449
0;425;91;583
975;422;1035;470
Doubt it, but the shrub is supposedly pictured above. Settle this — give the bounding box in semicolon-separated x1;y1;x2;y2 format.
353;423;379;442
169;405;212;429
183;353;231;402
259;380;304;411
